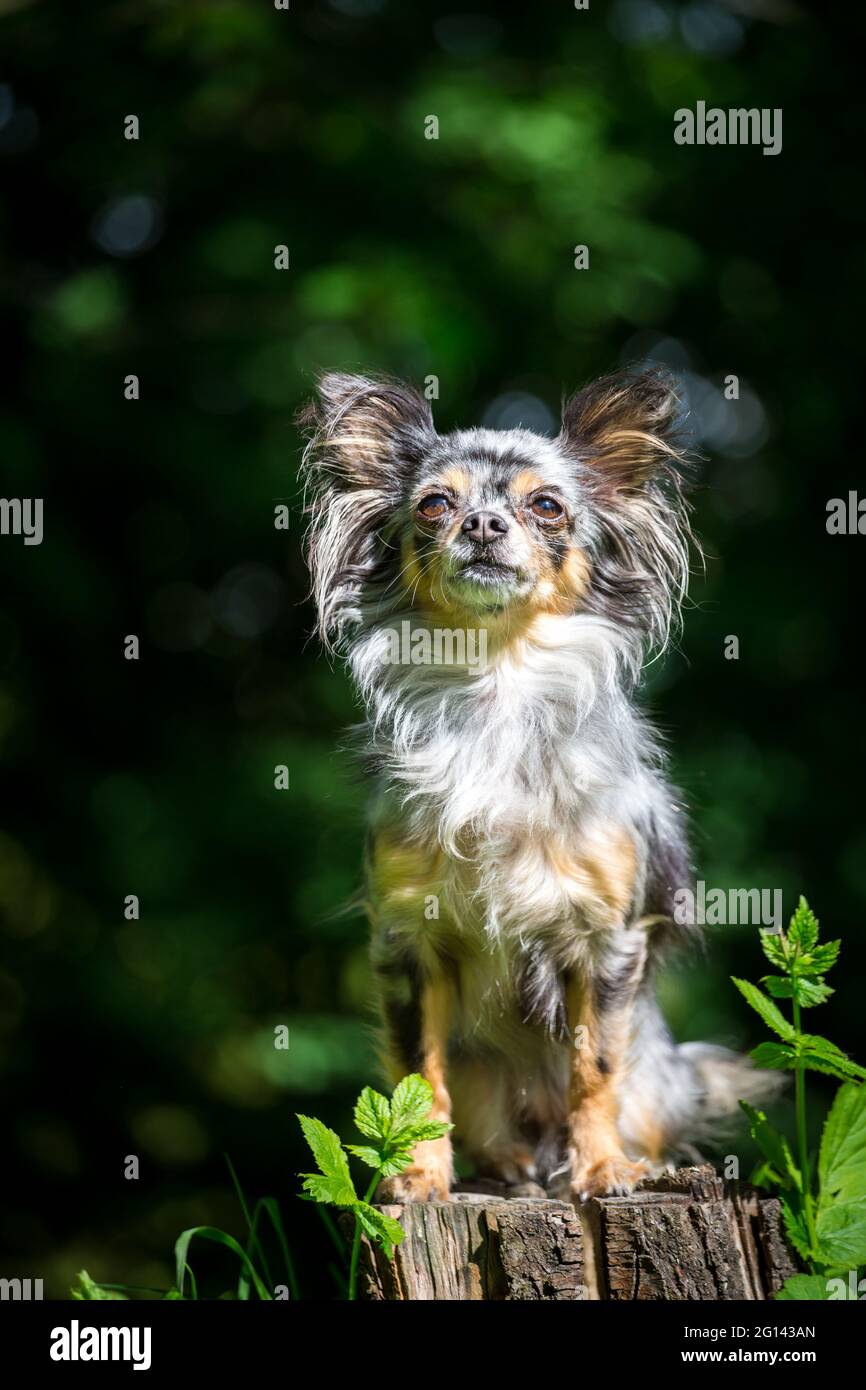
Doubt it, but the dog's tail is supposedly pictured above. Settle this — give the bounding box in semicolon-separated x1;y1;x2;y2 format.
675;1040;785;1144
619;995;785;1166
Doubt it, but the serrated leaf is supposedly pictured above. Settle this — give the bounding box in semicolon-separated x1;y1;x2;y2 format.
400;1120;452;1144
792;978;833;1008
739;1101;801;1190
355;1202;405;1257
297;1114;354;1186
297;1114;356;1207
750;1040;797;1070
819;1083;866;1206
345;1144;383;1170
815;1200;866;1267
374;1123;454;1179
390;1074;435;1136
800;1054;866;1083
780;1199;812;1263
775;1274;833;1301
353;1087;391;1142
377;1151;416;1179
731;978;796;1041
760;930;788;971
806;940;841;974
788;897;819;953
300;1172;357;1206
762;976;793;998
800;1036;866;1081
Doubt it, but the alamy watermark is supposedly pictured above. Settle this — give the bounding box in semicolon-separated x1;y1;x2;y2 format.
380;621;488;668
1;1276;43;1299
674;882;783;930
50;1320;151;1370
0;497;43;545
674;102;782;157
826;492;866;534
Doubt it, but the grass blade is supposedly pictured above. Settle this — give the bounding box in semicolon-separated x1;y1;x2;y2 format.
224;1154;274;1294
174;1226;271;1301
257;1196;300;1300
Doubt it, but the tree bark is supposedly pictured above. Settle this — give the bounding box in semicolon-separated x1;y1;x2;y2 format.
351;1165;799;1301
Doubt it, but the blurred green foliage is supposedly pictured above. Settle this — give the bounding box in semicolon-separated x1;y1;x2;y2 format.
1;1;863;1296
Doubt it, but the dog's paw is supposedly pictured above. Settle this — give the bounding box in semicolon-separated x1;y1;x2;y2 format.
571;1154;649;1201
376;1165;450;1204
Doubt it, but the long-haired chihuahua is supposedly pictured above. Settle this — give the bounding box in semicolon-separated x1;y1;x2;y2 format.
300;369;775;1201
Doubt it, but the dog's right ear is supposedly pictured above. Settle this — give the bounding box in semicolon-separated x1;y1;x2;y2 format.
298;372;434;491
298;373;435;647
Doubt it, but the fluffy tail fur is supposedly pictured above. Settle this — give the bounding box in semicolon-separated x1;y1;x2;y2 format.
619;993;785;1168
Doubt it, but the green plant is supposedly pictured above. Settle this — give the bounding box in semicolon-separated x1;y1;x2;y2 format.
732;897;866;1300
297;1073;451;1300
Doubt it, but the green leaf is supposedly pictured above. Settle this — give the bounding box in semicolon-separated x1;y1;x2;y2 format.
400;1120;452;1144
780;1199;811;1263
174;1227;272;1301
297;1114;357;1204
762;976;793;998
800;1055;865;1083
731;978;796;1041
389;1074;436;1136
806;940;841;974
354;1087;391;1142
377;1147;417;1179
355;1202;405;1256
814;1201;866;1268
787;897;819;953
792;978;833;1008
760;931;788;971
300;1172;358;1206
800;1036;866;1082
750;1040;797;1070
763;975;833;1007
739;1101;800;1190
297;1114;354;1185
345;1144;384;1169
70;1271;128;1301
750;1158;781;1188
819;1083;866;1208
775;1274;833;1301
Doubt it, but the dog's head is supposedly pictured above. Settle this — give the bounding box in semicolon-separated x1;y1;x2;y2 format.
300;370;693;656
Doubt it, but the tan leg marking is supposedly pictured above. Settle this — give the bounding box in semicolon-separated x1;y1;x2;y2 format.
566;975;647;1200
378;976;453;1203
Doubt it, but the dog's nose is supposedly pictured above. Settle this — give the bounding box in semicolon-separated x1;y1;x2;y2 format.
461;510;509;545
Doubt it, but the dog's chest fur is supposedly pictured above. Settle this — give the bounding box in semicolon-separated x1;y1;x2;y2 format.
362;616;656;1031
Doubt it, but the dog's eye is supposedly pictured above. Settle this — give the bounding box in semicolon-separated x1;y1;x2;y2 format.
418;494;451;520
529;496;564;521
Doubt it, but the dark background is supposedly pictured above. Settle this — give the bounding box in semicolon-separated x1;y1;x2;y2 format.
1;0;863;1298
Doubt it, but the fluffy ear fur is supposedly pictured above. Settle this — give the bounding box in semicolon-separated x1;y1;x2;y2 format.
558;369;696;653
299;373;435;647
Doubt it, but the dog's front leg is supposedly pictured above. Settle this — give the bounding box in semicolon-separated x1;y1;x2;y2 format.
565;936;649;1200
375;965;453;1203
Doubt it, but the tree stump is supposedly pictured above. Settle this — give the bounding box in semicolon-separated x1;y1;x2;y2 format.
351;1165;799;1301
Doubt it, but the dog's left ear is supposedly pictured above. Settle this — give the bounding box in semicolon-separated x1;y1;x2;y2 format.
558;369;682;494
558;369;695;652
